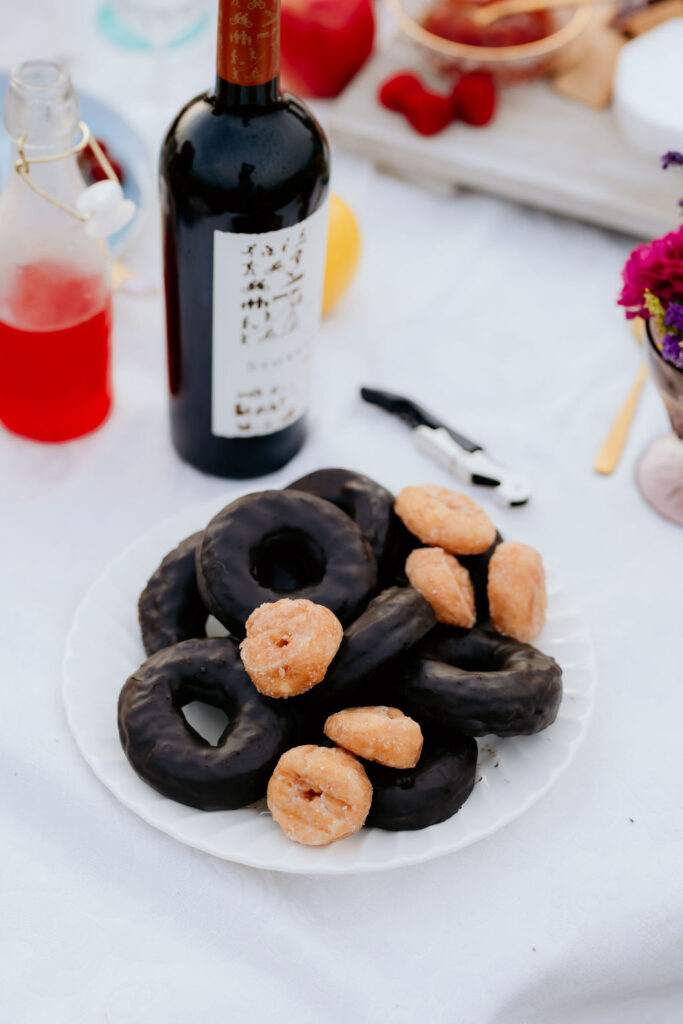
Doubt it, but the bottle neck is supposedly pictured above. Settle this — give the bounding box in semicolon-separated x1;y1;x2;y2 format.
216;0;281;106
214;76;280;109
2;60;87;213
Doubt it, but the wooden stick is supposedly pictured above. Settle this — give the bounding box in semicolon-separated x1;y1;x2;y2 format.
593;363;648;475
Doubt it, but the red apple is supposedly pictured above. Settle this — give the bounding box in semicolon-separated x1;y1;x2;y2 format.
280;0;375;98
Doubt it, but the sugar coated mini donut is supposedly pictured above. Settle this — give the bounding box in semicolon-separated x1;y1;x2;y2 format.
287;468;396;570
405;547;476;628
365;732;477;831
394;485;496;555
487;541;546;642
197;490;377;637
267;744;372;846
397;625;562;737
118;638;296;810
294;586;435;712
240;599;343;698
324;706;423;769
138;532;208;656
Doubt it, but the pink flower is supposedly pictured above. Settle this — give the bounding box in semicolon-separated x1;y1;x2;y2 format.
618;225;683;319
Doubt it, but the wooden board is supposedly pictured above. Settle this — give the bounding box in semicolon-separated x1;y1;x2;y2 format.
329;38;682;239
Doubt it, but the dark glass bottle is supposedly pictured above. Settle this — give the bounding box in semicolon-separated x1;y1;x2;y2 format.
160;0;330;478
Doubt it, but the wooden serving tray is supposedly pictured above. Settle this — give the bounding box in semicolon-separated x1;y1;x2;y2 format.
329;38;682;239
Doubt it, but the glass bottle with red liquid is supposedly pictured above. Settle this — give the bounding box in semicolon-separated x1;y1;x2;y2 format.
0;61;113;443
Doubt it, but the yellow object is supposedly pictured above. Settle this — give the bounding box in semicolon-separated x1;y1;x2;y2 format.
323;192;361;316
593;363;648;475
112;261;137;290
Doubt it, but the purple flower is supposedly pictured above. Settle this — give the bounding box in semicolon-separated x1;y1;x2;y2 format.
662;151;683;170
664;301;683;332
661;333;683;367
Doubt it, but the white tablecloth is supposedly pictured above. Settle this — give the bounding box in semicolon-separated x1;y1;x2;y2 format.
2;5;682;1022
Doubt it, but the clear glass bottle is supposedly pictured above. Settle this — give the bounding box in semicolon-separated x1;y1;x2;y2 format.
0;61;113;443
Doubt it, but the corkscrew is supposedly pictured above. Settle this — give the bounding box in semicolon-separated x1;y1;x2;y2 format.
360;387;532;507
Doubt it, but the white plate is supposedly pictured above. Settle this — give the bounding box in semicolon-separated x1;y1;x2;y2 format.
63;493;596;875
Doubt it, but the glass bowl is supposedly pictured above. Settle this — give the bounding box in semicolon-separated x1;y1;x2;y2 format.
385;0;592;85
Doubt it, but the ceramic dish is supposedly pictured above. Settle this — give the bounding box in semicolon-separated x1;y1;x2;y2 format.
63;491;596;875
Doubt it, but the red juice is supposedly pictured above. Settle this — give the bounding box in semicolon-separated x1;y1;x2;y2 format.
0;261;112;442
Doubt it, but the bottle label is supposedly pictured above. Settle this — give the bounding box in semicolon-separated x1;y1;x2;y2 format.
217;0;280;87
211;201;329;440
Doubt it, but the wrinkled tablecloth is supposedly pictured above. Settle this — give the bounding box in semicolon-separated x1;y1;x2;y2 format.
2;4;682;1022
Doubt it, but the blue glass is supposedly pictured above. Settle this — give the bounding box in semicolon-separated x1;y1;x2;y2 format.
97;2;209;51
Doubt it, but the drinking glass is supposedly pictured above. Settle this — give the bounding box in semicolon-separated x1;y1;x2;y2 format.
636;322;683;525
98;0;211;50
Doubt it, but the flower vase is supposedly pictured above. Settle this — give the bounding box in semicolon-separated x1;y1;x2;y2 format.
636;321;683;525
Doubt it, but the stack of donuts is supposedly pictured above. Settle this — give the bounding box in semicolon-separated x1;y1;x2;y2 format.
118;469;562;847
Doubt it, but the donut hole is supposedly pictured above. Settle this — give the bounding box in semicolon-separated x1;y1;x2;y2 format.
181;700;230;747
449;648;508;672
428;631;510;672
249;529;326;592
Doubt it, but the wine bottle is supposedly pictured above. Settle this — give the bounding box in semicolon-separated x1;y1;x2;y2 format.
160;0;330;478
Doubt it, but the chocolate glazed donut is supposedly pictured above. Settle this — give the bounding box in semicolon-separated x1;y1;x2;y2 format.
397;626;562;737
458;531;503;622
138;532;208;656
294;586;436;712
118;638;296;810
197;490;377;637
365;731;478;831
286;468;396;571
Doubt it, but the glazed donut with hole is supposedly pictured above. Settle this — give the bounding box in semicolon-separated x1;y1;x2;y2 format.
397;625;562;738
138;532;208;656
118;638;296;810
294;585;435;712
287;468;396;570
196;490;377;638
365;731;478;831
